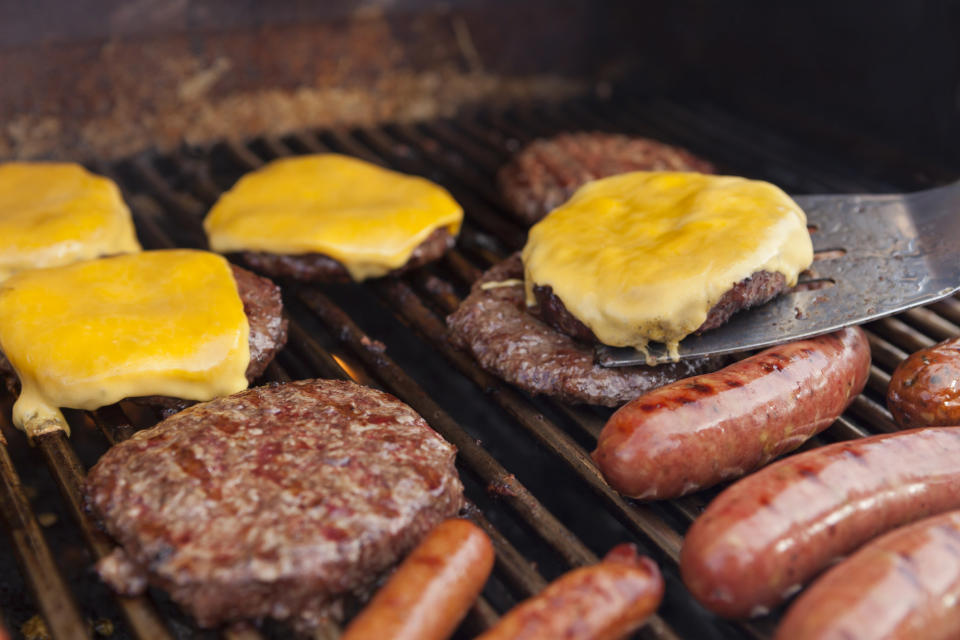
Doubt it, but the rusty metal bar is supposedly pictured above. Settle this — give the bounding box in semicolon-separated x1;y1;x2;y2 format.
468;507;550;597
846;395;899;433
929;297;960;326
865;330;909;371
866;366;892;398
460;596;500;635
828;415;872;440
414;119;504;176
89;406;138;446
34;431;175;639
324;128;385;164
868;317;936;354
898;307;960;342
447;112;518;156
0;436;88;640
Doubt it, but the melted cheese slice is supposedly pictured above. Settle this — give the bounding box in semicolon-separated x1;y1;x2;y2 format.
0;250;250;435
204;154;463;281
522;172;813;356
0;162;141;282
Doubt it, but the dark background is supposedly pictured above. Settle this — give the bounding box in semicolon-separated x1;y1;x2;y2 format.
0;1;957;167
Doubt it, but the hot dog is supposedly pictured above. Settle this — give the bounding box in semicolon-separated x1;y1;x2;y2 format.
340;518;494;640
680;427;960;619
475;544;663;640
592;327;870;500
887;337;960;428
775;510;960;640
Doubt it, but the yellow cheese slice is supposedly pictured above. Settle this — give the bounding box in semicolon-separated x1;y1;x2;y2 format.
522;171;813;357
0;250;250;435
0;162;141;282
203;154;463;281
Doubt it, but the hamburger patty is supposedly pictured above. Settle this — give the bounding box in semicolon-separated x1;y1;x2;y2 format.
446;254;726;406
86;379;464;630
498;132;716;225
241;227;455;282
230;264;288;380
532;271;789;344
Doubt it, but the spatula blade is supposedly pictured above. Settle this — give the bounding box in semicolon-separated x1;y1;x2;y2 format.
597;182;960;367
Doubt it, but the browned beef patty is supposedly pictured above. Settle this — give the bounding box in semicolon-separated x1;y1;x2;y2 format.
446;254;726;406
532;271;789;344
241;227;455;282
86;379;464;630
230;264;288;380
498;132;716;225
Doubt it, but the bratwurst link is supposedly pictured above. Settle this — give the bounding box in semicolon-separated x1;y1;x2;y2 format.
680;427;960;619
775;510;960;640
592;327;870;500
476;544;664;640
340;519;494;640
887;336;960;428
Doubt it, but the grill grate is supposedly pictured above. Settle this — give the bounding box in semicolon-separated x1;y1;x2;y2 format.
0;97;955;640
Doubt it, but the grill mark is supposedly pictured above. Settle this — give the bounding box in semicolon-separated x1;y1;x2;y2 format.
936;522;960;548
893;553;924;592
842;447;870;468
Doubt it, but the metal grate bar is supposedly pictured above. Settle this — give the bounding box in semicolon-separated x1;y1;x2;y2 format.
929;297;960;327
899;307;960;342
869;317;937;353
34;432;174;639
0;427;88;640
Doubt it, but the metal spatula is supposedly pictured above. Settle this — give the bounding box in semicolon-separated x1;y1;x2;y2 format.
598;180;960;367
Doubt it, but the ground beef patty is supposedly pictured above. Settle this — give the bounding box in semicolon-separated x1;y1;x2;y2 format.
0;265;287;401
230;264;288;380
498;132;716;225
86;379;464;630
446;254;725;406
532;271;789;344
241;227;455;282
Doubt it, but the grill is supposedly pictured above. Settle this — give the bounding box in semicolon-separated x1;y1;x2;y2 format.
1;95;958;640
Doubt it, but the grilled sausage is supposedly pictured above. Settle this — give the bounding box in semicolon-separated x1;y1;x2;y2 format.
340;519;494;640
887;337;960;428
775;510;960;640
680;427;960;619
475;544;663;640
592;327;870;500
